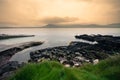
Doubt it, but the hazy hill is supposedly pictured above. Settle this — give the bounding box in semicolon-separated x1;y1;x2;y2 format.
0;23;120;28
42;23;120;28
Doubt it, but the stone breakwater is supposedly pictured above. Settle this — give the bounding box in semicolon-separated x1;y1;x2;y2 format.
29;34;120;67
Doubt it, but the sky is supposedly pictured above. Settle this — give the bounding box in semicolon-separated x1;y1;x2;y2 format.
0;0;120;27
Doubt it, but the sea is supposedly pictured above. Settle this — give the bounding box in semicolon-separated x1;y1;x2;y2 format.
0;28;120;63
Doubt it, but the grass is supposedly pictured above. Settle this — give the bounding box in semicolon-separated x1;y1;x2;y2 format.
9;55;120;80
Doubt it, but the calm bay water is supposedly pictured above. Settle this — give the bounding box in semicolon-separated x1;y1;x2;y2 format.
0;28;120;63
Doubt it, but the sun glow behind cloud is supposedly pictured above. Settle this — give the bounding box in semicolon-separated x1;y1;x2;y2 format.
0;0;120;27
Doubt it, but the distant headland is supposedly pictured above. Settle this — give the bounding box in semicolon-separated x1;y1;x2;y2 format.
0;23;120;28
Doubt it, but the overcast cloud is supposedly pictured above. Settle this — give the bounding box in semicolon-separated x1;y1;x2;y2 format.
0;0;120;26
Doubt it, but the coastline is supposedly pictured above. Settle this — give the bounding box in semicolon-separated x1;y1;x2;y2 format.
29;34;120;67
0;34;120;80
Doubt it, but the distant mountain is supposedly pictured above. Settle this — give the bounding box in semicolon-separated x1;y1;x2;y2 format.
108;23;120;28
0;23;120;28
42;23;120;28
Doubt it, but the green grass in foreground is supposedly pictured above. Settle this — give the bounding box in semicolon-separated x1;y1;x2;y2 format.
10;55;120;80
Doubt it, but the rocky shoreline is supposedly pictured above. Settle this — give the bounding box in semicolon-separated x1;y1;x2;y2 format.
29;34;120;67
0;41;43;80
0;34;120;80
0;61;25;80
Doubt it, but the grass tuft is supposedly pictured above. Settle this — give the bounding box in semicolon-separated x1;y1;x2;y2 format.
10;55;120;80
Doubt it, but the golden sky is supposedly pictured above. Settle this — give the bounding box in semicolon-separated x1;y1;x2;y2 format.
0;0;120;27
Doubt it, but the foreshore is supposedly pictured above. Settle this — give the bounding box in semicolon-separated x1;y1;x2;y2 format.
0;41;43;65
0;41;43;79
29;34;120;67
0;34;120;80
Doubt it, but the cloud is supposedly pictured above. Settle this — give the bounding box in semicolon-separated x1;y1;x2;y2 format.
0;0;40;25
40;17;79;24
0;0;120;26
96;0;120;22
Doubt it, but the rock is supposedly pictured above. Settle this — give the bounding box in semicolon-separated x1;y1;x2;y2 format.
75;34;95;42
73;63;80;67
93;59;99;64
0;61;20;76
0;61;25;79
85;60;90;63
0;71;14;80
74;52;82;56
59;58;67;64
75;57;85;61
64;64;70;67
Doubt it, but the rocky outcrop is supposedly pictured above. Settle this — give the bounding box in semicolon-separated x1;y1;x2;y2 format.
75;34;120;42
75;34;120;53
